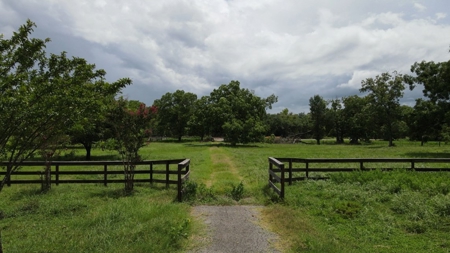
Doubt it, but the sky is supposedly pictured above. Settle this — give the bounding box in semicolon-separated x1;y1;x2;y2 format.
1;0;450;113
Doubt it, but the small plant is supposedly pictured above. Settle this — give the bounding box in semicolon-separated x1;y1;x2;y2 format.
182;181;216;203
230;181;245;201
170;218;190;239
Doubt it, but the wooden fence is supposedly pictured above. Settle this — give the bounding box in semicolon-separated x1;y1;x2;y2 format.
0;159;190;201
268;157;450;199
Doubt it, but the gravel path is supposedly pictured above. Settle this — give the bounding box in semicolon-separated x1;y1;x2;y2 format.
188;206;280;253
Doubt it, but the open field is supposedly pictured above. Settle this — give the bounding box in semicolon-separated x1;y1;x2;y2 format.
1;139;450;252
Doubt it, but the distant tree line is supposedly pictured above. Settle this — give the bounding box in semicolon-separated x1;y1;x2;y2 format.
266;59;450;147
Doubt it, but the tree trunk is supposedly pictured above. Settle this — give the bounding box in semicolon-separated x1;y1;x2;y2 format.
0;230;3;253
316;139;320;145
124;164;135;193
0;175;8;193
82;142;92;161
0;165;12;192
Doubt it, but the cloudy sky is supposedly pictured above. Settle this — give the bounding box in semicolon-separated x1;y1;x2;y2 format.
1;0;450;113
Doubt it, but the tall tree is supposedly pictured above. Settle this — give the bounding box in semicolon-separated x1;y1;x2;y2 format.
188;96;211;141
342;95;376;144
0;20;131;191
153;90;197;141
360;72;406;146
406;57;450;141
328;99;345;143
208;80;277;145
309;95;328;145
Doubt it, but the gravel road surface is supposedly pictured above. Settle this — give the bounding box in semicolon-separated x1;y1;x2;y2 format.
188;205;280;253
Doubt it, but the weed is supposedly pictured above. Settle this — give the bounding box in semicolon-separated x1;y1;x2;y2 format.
230;181;244;201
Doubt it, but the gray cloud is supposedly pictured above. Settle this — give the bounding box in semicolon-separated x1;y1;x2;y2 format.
1;0;450;113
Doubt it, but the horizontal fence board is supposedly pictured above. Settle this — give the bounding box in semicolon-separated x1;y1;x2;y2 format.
269;170;281;182
268;180;281;195
0;159;187;167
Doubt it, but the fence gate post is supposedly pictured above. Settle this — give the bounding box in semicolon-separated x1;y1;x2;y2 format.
280;163;285;199
177;163;182;202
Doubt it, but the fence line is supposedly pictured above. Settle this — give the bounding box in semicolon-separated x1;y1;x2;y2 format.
269;157;450;199
0;159;190;201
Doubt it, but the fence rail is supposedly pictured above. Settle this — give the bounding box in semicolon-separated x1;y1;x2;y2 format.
0;159;190;201
269;157;450;199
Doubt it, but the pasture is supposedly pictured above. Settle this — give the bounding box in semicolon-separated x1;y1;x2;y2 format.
1;139;450;252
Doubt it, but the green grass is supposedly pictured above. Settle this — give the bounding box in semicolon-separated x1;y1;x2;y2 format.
1;139;450;252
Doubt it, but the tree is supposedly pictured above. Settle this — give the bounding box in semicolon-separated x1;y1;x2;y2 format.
342;95;376;143
66;84;127;160
309;95;328;145
0;20;131;191
407;99;441;144
208;80;277;146
108;98;153;193
328;99;345;143
360;72;406;146
406;57;450;143
188;96;212;141
153;90;197;141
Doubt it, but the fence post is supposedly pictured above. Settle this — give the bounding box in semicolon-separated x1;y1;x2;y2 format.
104;165;107;186
288;159;292;185
177;162;182;202
360;161;363;170
166;162;170;188
55;165;59;186
150;163;153;184
305;161;309;179
269;162;273;183
411;161;415;170
280;163;285;199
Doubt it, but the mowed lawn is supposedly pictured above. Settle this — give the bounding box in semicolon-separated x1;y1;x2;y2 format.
1;140;450;252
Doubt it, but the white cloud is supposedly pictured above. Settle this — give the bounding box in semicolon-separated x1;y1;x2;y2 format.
436;12;447;19
339;70;381;89
414;3;427;12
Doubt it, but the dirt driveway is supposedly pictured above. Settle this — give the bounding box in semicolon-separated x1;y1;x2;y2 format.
188;205;280;253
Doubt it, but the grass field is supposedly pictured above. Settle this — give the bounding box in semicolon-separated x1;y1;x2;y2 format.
1;139;450;252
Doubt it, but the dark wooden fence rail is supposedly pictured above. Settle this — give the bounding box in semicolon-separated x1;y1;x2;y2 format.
0;159;190;201
268;157;285;199
269;157;450;199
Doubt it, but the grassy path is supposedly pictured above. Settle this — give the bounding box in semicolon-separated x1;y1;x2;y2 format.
205;146;243;193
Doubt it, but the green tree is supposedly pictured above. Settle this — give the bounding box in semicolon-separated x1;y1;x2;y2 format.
341;96;368;143
66;84;128;160
208;80;277;146
360;72;406;146
406;57;450;142
407;99;441;144
108;98;153;193
328;99;345;143
0;20;131;191
153;90;197;141
309;95;328;145
188;96;211;141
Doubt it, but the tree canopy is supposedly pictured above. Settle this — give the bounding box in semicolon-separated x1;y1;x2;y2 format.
0;20;131;191
208;80;277;145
